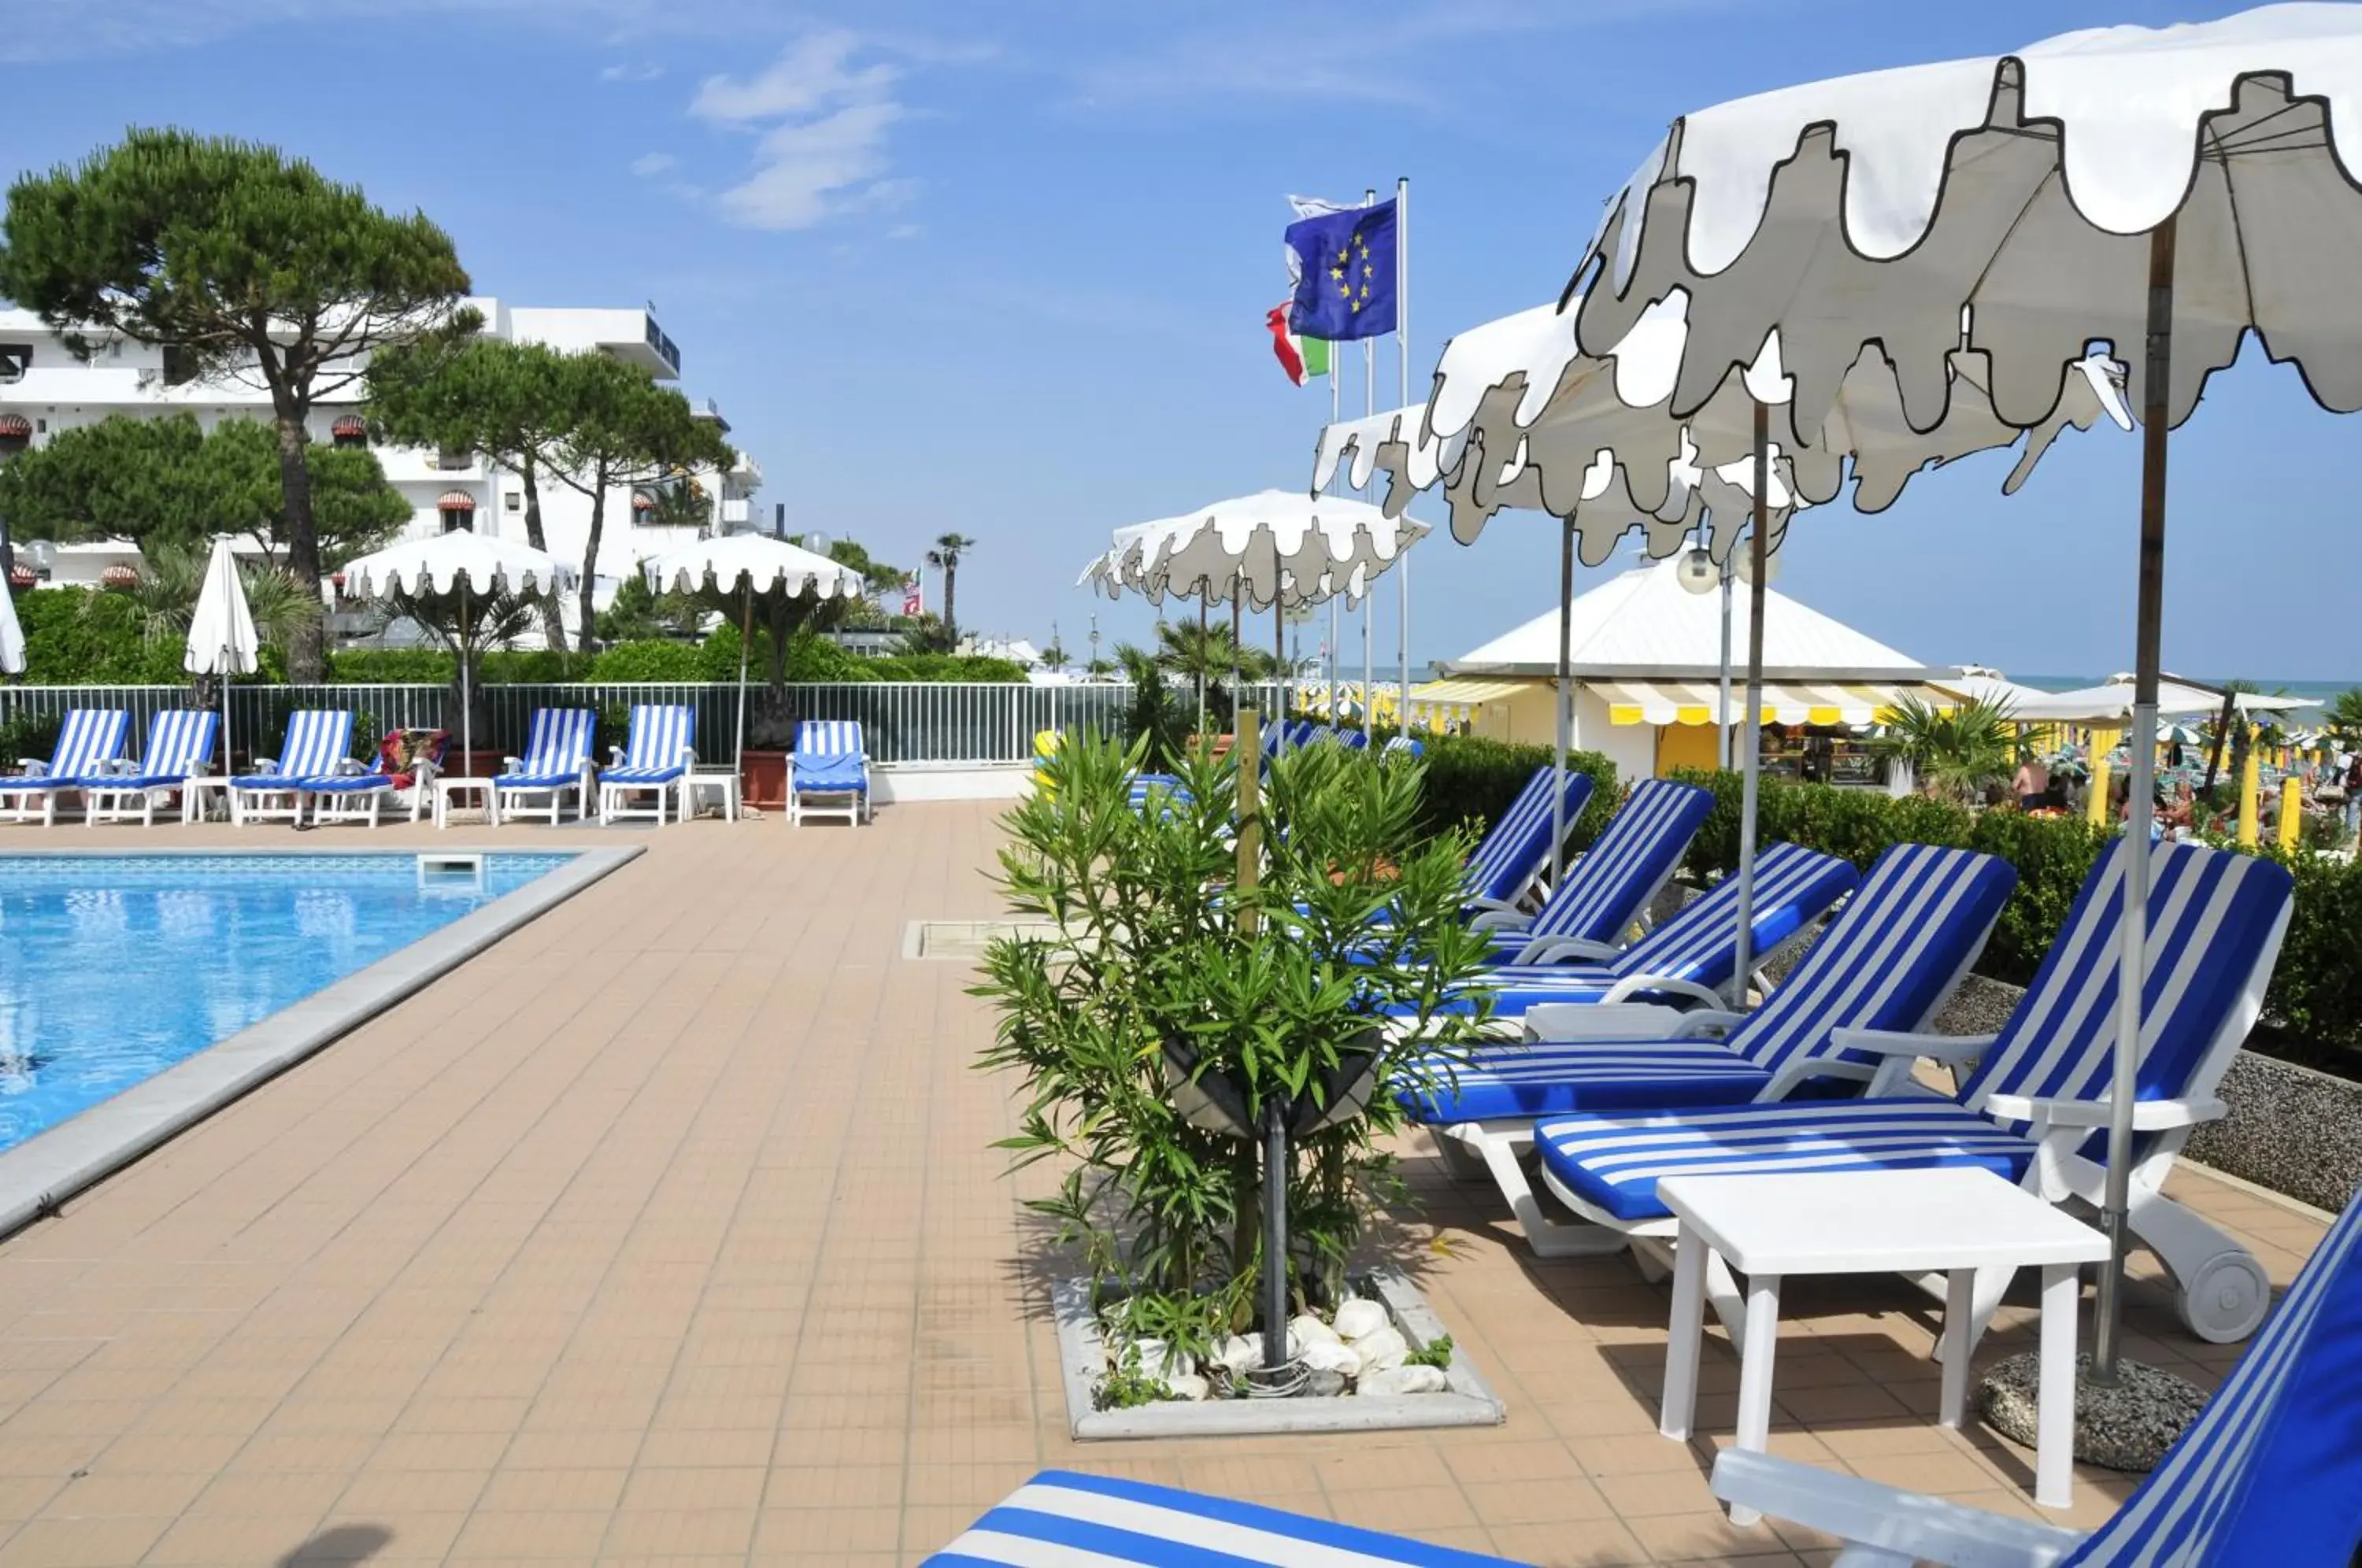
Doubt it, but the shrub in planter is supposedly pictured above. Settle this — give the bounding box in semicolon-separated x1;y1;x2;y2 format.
975;734;1498;1366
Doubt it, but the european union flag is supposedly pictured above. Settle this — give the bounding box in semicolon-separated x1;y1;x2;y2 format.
1287;200;1397;342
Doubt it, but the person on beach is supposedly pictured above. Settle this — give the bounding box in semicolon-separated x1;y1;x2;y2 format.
2013;753;2050;812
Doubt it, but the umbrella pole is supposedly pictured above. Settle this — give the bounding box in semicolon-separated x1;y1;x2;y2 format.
220;651;232;776
1730;400;1771;1009
2095;218;2177;1385
460;579;472;780
1360;590;1373;744
735;586;753;784
1198;598;1208;738
1273;589;1286;756
1553;519;1574;885
1718;557;1735;771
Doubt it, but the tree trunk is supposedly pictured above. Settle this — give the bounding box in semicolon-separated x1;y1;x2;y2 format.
942;564;958;648
2202;692;2236;798
272;404;327;682
576;470;608;648
517;460;567;653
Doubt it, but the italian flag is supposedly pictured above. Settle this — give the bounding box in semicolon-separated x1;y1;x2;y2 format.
1268;304;1331;387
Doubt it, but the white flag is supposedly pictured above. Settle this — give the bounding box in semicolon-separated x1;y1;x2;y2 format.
1283;194;1355;286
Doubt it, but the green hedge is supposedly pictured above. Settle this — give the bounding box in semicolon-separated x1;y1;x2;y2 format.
1668;768;2362;1058
15;588;206;684
1417;734;1620;856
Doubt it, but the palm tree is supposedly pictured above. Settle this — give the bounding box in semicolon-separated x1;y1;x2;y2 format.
926;533;976;645
1153;619;1271;725
102;542;320;652
2325;686;2362;745
1875;693;2019;804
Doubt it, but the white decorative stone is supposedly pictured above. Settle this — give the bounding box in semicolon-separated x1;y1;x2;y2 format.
1358;1364;1447;1396
1349;1326;1409;1376
1161;1373;1211;1402
1331;1299;1389;1342
1128;1339;1192;1384
1301;1340;1360;1376
1288;1313;1341;1349
1214;1334;1261;1378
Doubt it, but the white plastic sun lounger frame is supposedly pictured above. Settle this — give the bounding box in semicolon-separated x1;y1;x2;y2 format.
1520;897;2289;1351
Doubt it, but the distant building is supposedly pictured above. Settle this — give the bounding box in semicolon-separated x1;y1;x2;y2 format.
0;298;762;634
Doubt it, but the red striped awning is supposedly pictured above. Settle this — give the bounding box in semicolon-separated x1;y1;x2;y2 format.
0;413;30;438
331;414;368;438
632;490;657;511
436;490;478;511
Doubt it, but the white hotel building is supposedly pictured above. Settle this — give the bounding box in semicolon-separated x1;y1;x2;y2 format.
0;299;763;625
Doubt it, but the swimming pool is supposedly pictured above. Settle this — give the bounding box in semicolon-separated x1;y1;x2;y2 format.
0;852;574;1155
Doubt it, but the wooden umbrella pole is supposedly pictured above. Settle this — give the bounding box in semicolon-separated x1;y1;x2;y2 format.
2097;215;2177;1384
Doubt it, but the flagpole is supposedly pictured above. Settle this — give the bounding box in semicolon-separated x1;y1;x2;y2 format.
1395;175;1411;742
1361;185;1375;742
1328;343;1340;726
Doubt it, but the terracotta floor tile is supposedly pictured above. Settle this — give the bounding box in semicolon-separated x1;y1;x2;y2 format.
0;809;2322;1564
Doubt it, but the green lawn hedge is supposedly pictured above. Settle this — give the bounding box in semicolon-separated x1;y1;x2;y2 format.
1415;734;1620;856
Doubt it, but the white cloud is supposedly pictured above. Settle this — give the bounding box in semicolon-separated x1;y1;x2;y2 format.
691;31;909;231
600;61;665;83
629;151;678;176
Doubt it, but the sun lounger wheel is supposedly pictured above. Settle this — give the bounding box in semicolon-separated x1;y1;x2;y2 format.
2174;1246;2271;1344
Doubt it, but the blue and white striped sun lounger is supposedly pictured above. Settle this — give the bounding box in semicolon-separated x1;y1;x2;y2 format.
1716;1174;2362;1565
1475;778;1713;956
598;704;695;825
0;708;129;826
1381;735;1424;760
1423;840;1858;1022
1533;839;2296;1344
789;719;870;826
1456;766;1596;918
230;711;365;827
927;1469;1521;1566
1414;843;2017;1257
491;708;596;826
80;710;218;827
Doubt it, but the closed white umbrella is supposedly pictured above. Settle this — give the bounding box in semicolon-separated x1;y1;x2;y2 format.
341;531;576;778
0;573;24;677
185;535;261;768
1562;0;2362;1382
642;534;864;779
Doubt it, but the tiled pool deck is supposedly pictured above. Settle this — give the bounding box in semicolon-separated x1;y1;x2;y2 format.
0;804;2330;1566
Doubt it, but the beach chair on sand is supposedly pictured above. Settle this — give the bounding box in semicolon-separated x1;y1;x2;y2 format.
1407;840;1859;1024
490;708;595;826
1413;843;2016;1257
81;710;217;827
788;719;870;826
1473;778;1715;956
1715;1177;2362;1566
598;705;694;826
1530;840;2294;1344
0;709;128;825
927;1470;1522;1566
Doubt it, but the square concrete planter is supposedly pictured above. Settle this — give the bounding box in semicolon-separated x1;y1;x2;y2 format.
1052;1269;1505;1439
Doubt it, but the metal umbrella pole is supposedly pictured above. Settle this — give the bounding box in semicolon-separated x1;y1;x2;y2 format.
1718;554;1735;770
459;575;472;777
2095;218;2178;1384
1553;519;1575;884
735;579;753;782
1727;401;1772;1008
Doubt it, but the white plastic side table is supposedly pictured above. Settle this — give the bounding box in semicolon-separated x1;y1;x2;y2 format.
434;775;497;830
180;777;230;824
684;769;740;823
1656;1167;2108;1518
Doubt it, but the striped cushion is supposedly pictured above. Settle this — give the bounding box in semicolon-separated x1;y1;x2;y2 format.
605;705;694;783
1532;841;2295;1225
495;708;594;790
7;708;129;789
796;719;864;760
2058;1182;2362;1563
231;711;351;787
927;1470;1518;1566
793;721;868;795
91;710;217;787
1464;767;1594;905
1520;779;1712;946
1537;1097;2034;1221
1409;845;2011;1120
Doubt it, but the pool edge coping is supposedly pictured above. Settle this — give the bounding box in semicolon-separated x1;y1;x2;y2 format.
0;845;642;1241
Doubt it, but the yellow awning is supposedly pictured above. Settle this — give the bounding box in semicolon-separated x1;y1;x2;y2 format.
1411;677;1534;705
1590;679;1914;727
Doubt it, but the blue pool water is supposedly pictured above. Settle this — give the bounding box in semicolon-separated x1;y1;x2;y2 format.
0;853;572;1154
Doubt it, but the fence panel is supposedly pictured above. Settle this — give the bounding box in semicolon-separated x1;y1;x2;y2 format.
0;680;1275;767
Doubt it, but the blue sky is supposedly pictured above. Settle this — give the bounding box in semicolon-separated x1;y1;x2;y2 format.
4;0;2353;684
